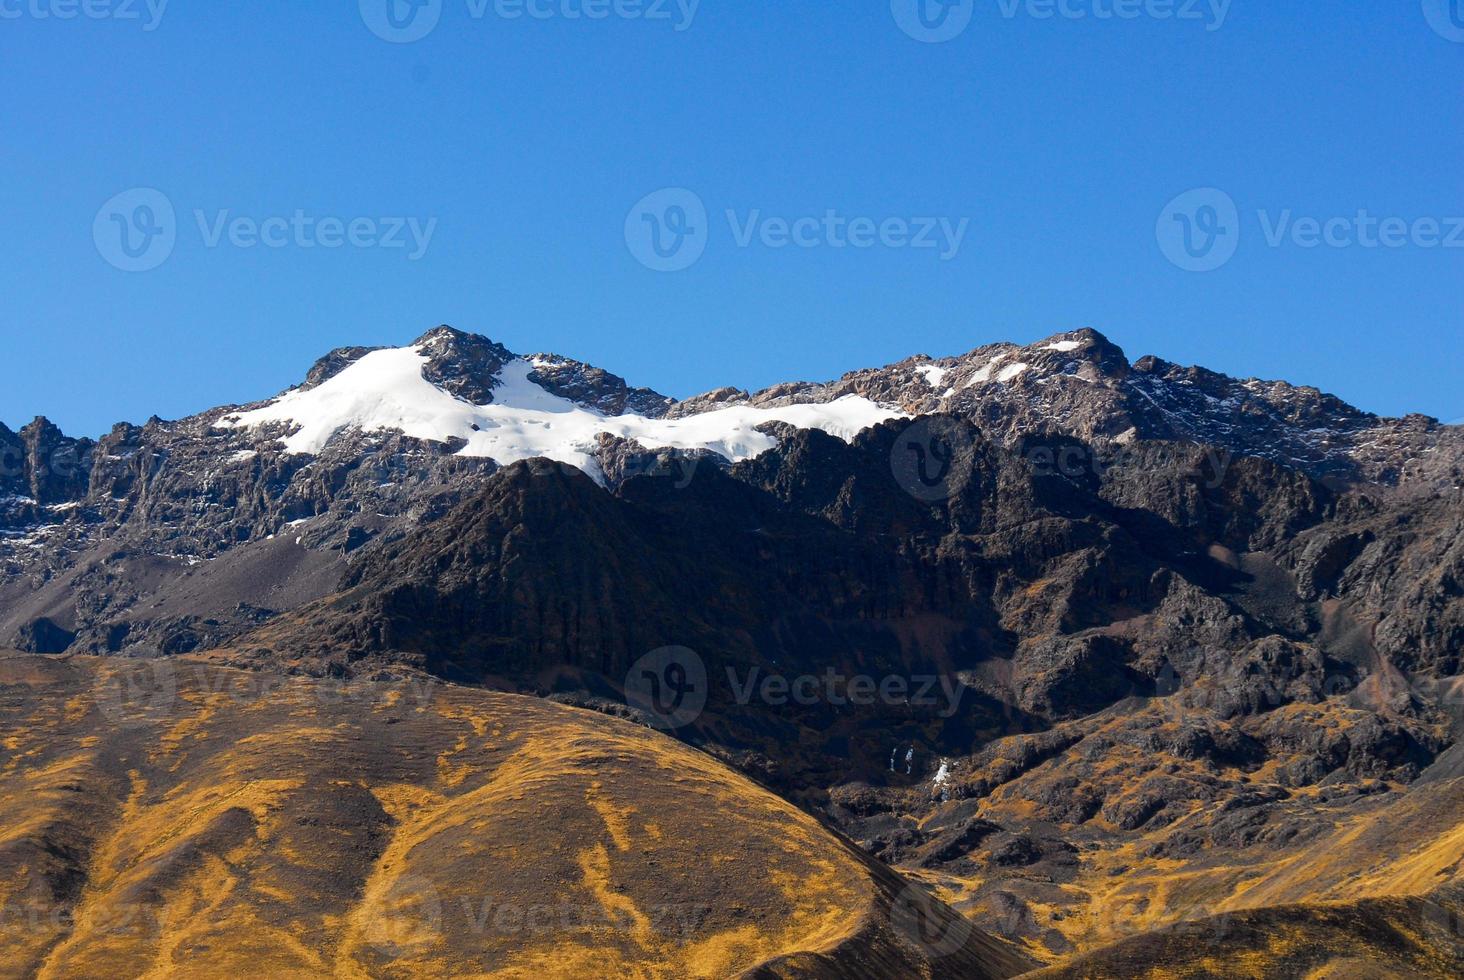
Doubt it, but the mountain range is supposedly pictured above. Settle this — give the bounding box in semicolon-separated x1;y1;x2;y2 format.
3;325;1462;977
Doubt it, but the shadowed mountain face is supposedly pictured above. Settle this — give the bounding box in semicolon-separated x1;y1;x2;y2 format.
3;327;1463;977
231;420;1458;779
3;326;1460;663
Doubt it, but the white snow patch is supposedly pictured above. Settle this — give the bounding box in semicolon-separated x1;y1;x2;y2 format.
966;361;997;386
217;345;905;480
997;362;1030;382
229;450;259;464
915;364;949;387
157;554;206;567
1043;340;1083;353
932;759;952;801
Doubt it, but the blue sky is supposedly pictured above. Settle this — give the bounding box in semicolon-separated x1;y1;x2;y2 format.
3;1;1462;436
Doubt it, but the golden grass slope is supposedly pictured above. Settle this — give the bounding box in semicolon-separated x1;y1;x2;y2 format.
1024;887;1464;979
890;693;1464;964
0;654;1029;979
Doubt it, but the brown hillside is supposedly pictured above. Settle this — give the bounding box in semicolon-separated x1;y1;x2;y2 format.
0;654;1030;979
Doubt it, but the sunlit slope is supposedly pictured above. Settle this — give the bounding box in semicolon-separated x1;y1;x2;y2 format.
1023;886;1464;979
861;690;1464;967
0;654;1028;979
1009;781;1464;977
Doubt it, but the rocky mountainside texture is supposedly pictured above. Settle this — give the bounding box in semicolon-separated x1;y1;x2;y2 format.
3;324;1459;660
3;325;1462;974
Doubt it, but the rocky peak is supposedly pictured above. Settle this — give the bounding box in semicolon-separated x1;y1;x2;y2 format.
666;386;751;419
524;353;673;418
404;325;515;405
297;327;521;405
303;345;386;390
10;416;93;505
1050;327;1131;376
19;415;64;441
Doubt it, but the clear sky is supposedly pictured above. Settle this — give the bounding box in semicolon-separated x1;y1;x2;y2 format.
3;1;1462;436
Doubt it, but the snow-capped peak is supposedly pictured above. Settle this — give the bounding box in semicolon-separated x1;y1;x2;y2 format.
217;343;904;480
